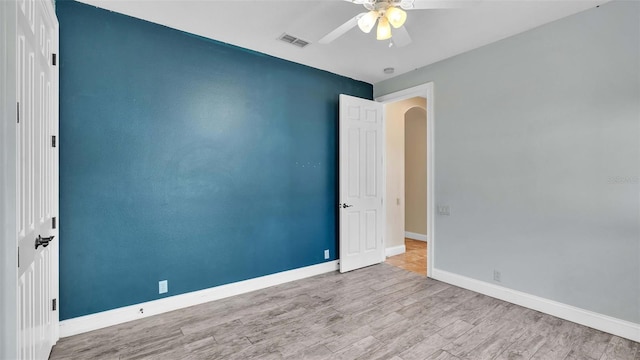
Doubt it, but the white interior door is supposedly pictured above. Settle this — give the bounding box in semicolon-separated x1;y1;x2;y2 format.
339;94;384;273
16;0;59;358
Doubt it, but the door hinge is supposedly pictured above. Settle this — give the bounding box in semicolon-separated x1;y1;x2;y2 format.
52;217;57;229
51;135;56;147
17;247;20;268
52;53;57;66
17;102;20;123
52;298;57;311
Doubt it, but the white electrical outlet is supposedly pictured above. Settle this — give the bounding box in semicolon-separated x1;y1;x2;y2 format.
493;270;501;282
324;249;330;259
159;280;168;294
438;205;451;216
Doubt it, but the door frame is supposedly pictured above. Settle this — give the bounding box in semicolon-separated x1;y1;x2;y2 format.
1;0;19;358
376;82;435;277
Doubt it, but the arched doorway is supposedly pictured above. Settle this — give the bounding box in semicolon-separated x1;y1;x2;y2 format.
402;106;428;275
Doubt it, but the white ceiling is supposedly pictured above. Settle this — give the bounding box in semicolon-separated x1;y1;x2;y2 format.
76;0;608;84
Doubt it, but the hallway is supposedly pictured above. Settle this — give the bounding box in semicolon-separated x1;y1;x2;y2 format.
386;239;427;276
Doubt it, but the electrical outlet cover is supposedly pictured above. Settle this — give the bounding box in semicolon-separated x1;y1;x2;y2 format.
159;280;168;294
324;249;330;259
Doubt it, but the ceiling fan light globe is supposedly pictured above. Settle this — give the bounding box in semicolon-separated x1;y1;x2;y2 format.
376;16;392;40
385;7;407;28
357;11;378;33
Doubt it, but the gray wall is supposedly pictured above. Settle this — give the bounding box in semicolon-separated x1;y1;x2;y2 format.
375;0;640;323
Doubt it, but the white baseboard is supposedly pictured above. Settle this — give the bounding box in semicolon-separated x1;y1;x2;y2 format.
431;268;640;343
59;261;339;338
385;245;406;257
405;231;427;242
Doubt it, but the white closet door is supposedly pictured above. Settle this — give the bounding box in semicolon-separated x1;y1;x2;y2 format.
16;0;59;358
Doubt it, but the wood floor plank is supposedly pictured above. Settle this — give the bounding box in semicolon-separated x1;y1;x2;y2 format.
432;350;463;360
330;335;384;360
397;333;451;360
190;337;253;359
442;303;517;356
284;343;333;360
398;281;451;307
432;293;502;328
437;319;474;340
182;335;215;353
321;324;376;353
457;308;533;360
599;336;640;360
118;331;187;360
563;326;612;360
494;328;547;360
529;319;584;360
186;318;242;344
374;317;440;344
367;322;436;360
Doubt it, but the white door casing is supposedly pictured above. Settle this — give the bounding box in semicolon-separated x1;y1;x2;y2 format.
1;1;19;358
339;94;385;273
376;83;435;278
16;0;59;358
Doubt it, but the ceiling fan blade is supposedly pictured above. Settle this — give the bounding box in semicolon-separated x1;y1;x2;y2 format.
318;13;365;44
401;0;479;10
392;25;412;47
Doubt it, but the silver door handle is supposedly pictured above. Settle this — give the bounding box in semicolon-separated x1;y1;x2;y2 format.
341;203;353;209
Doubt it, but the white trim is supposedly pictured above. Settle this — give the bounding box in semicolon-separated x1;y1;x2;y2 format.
432;268;640;343
1;1;18;358
376;83;431;103
404;231;427;242
385;245;406;257
59;261;339;338
376;82;435;278
50;2;60;343
381;99;388;264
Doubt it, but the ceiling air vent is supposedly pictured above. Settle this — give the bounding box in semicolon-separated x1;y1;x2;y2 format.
278;33;310;48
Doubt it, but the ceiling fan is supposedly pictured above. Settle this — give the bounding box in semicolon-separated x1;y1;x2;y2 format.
319;0;476;47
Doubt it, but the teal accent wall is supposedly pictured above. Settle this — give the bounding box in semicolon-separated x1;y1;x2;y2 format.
57;1;372;320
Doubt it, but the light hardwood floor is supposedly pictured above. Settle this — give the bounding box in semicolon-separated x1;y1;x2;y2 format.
386;239;427;276
50;264;640;360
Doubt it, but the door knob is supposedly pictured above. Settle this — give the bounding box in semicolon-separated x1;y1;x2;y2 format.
35;235;55;250
342;203;353;209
